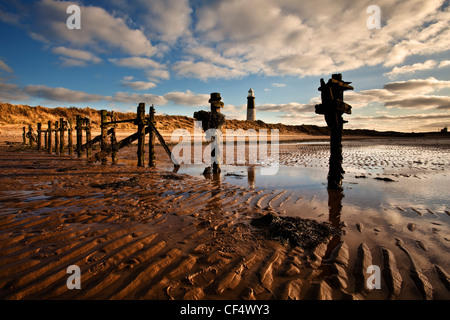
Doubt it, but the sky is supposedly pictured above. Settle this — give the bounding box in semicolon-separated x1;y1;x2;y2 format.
0;0;449;133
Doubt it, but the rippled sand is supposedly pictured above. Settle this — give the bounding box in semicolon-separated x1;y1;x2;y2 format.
0;137;449;300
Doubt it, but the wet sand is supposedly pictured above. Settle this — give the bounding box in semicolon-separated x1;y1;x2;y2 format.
0;136;449;300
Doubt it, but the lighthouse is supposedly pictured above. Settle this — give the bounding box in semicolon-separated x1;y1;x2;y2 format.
246;88;256;121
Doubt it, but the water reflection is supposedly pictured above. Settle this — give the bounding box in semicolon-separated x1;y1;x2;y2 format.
325;187;344;257
247;165;255;189
203;172;223;213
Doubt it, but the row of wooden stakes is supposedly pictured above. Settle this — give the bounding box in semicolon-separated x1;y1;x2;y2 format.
22;103;179;168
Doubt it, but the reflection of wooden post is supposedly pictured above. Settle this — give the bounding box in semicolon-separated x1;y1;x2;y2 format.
22;127;26;145
59;118;65;155
47;121;52;154
85;118;92;158
101;110;108;165
137;103;146;167
37;123;42;150
68;123;73;155
54;121;59;155
76;115;82;158
149;105;156;167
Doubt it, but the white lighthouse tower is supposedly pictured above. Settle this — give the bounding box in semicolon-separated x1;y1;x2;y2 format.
246;88;256;121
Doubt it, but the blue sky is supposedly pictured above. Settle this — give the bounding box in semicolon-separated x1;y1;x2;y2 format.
0;0;449;132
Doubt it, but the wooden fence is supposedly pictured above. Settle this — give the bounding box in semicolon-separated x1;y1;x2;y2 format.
22;103;179;169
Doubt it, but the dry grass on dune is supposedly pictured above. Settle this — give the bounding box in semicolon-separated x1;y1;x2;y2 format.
0;102;328;134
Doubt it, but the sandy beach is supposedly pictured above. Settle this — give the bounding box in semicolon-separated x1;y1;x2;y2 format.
0;131;449;300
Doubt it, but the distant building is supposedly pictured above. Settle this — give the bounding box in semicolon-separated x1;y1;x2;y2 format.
441;127;448;133
246;88;255;121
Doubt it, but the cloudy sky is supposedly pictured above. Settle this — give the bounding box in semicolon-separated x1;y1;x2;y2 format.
0;0;449;132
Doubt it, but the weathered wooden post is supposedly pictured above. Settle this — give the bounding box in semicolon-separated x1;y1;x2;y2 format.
54;121;59;155
44;131;48;151
59;118;65;155
209;93;224;174
100;110;108;165
193;93;225;175
37;123;42;150
68;120;73;155
149;105;156;167
111;112;118;165
47;121;52;154
22;127;26;145
27;124;34;147
136;103;146;167
85;118;92;158
76;115;82;158
315;73;353;189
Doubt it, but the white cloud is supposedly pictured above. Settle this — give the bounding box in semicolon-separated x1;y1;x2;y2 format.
272;83;286;88
112;91;167;106
138;0;192;43
0;82;29;101
172;60;247;80
52;47;102;66
438;60;450;68
121;80;157;90
384;60;438;79
33;0;156;57
0;60;13;73
24;84;106;102
109;57;163;69
110;57;169;81
163;90;209;106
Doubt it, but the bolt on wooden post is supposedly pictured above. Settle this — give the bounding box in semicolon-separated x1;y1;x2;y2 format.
137;103;146;167
149;105;156;167
47;121;52;154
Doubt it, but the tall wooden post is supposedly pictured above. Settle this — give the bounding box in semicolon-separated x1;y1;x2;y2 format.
44;131;48;151
54;121;59;155
86;118;92;158
111;112;118;164
100;110;108;165
76;115;82;158
37;123;42;150
137;103;146;167
59;118;65;155
149;105;156;167
22;127;26;145
68;123;73;156
47;121;52;154
315;74;353;190
27;125;34;147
